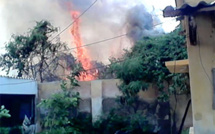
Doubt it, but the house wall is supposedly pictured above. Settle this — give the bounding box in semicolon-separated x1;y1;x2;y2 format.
38;79;192;130
186;12;215;134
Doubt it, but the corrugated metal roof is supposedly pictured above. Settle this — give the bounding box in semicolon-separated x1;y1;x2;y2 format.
179;1;215;10
180;0;215;7
0;75;35;80
163;1;215;17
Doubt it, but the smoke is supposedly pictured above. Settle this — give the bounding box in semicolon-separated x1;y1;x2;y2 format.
126;5;164;42
0;0;163;64
0;0;71;43
61;0;132;62
59;0;163;62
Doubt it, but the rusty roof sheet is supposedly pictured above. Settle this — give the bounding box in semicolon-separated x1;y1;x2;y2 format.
163;1;215;17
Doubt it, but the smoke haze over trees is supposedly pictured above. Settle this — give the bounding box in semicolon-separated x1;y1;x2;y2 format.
0;0;171;64
0;21;78;82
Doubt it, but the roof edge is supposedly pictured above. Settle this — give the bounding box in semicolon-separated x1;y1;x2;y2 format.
163;1;215;17
0;75;35;80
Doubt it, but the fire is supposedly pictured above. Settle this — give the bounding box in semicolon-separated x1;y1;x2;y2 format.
70;11;98;81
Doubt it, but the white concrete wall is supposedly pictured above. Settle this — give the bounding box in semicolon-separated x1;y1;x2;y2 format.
91;80;102;121
0;77;37;95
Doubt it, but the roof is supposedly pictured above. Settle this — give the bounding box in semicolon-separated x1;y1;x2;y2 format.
163;1;215;17
165;59;189;73
0;75;35;80
0;75;37;94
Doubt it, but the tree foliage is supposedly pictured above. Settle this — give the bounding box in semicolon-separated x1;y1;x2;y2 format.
38;66;82;134
109;27;189;103
0;105;11;119
0;20;76;82
108;27;189;134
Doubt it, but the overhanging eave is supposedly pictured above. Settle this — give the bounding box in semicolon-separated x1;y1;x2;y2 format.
165;59;189;73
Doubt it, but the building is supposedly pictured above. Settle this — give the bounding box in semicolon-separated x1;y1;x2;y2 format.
0;76;37;128
164;0;215;133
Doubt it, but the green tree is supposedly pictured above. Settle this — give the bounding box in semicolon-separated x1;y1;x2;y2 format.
110;26;188;103
109;27;189;134
38;65;82;134
0;20;75;82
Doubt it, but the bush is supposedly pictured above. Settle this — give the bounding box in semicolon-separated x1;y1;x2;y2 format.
93;110;158;134
0;127;10;134
0;105;11;118
0;126;22;134
38;81;81;133
108;27;189;133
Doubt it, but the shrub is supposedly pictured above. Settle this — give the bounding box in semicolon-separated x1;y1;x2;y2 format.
93;110;158;134
0;126;22;134
0;105;11;118
38;81;81;133
0;127;10;134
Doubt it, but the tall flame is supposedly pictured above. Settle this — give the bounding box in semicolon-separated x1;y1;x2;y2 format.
70;11;98;81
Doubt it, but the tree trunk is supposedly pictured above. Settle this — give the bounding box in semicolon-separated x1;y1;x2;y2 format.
39;43;45;83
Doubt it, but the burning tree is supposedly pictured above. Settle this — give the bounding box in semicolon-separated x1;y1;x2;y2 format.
0;20;78;82
70;10;98;81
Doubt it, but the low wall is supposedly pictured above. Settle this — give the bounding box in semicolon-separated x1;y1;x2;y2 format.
38;79;192;130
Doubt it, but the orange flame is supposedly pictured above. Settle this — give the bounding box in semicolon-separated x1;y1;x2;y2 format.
70;11;98;81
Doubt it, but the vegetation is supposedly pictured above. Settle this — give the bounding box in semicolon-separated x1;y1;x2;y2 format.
0;21;76;82
0;126;22;134
93;109;157;134
38;65;82;134
38;81;81;134
0;106;22;134
1;21;188;133
109;27;188;103
37;27;189;134
182;129;190;134
108;26;189;133
0;105;11;118
37;60;155;134
38;83;155;134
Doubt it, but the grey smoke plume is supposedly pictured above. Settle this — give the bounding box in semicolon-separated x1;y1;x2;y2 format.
0;0;163;63
60;0;163;60
126;5;163;42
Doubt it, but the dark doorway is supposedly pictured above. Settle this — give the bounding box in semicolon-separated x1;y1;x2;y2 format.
0;94;35;127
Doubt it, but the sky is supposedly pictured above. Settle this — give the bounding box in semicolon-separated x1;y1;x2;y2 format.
0;0;178;75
